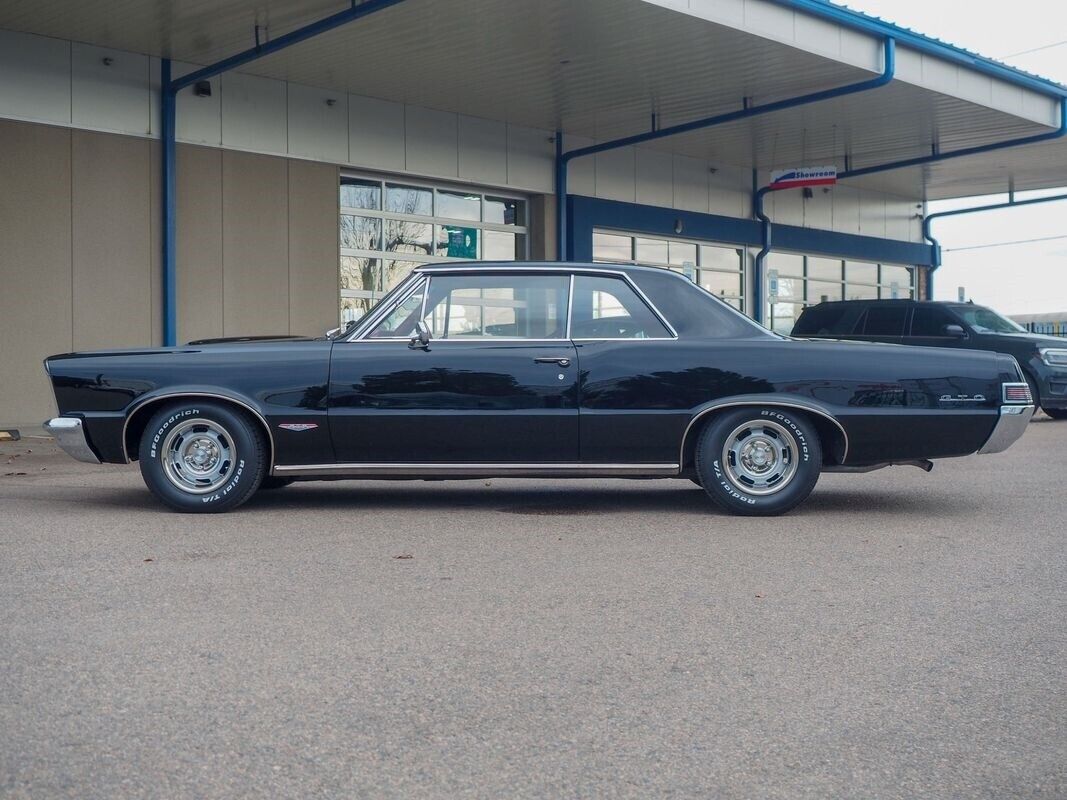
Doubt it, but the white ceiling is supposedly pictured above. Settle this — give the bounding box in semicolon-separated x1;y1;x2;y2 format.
0;0;1063;200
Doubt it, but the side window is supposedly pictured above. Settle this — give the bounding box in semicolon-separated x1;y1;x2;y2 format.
862;305;908;336
793;305;863;336
422;274;569;339
570;275;672;339
910;306;960;337
366;281;426;338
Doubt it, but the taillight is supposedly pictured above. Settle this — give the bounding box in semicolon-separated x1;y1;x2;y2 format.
1002;383;1032;404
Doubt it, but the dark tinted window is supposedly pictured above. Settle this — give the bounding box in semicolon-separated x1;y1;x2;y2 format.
792;304;864;336
910;306;959;337
862;306;908;336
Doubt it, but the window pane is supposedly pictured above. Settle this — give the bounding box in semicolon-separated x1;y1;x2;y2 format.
881;265;913;287
774;277;803;302
340;256;380;294
700;245;742;272
485;196;526;226
593;232;632;262
484;230;525;261
769;301;804;335
383;260;420;290
435;225;479;259
341;295;376;324
845;283;879;300
634;237;668;265
911;306;958;337
385;220;432;256
668;241;697;267
437;190;481;221
846;260;878;283
340;215;382;251
698;270;741;298
806;280;843;302
862;306;908;336
807;257;842;280
367;283;425;338
768;252;804;277
340;178;381;210
571;275;672;339
423;275;569;339
386;183;432;216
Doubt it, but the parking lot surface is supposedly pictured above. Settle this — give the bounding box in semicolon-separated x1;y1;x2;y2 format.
1;416;1065;799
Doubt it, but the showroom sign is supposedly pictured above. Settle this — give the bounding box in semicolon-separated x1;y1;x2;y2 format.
769;166;838;189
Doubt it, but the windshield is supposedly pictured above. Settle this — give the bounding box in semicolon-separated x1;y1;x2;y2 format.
950;305;1027;334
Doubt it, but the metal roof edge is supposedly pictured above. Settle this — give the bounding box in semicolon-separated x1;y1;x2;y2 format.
770;0;1067;100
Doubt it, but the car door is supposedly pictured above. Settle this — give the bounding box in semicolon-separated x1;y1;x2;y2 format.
328;271;579;463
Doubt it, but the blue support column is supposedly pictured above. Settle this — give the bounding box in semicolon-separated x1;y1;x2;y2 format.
160;59;177;347
752;186;774;325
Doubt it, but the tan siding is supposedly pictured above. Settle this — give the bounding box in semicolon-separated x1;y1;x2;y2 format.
288;160;339;336
0;120;72;425
71;130;153;350
221;150;289;337
177;144;224;342
148;141;162;346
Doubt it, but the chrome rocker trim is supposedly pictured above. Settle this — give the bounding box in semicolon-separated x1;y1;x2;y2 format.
977;405;1034;455
43;417;100;464
273;462;681;479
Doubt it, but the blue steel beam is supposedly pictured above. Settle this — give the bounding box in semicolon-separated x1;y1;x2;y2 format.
159;0;408;345
922;191;1067;298
555;37;897;260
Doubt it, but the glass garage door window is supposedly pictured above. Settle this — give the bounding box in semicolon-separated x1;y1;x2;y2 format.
592;230;746;312
766;252;915;335
339;175;530;322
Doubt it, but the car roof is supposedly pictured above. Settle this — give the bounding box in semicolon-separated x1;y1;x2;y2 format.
413;261;674;279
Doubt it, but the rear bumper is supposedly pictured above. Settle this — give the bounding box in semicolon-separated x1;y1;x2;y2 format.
977;405;1034;455
43;417;100;464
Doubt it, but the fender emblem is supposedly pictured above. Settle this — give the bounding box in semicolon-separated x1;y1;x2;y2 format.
939;394;986;404
278;423;319;432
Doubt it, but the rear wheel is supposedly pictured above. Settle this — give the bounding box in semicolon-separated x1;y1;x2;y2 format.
695;407;822;516
138;401;267;513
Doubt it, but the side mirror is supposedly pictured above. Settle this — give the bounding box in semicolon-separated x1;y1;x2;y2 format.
943;324;967;338
409;321;432;350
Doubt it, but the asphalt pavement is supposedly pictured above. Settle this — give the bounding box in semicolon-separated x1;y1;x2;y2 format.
1;416;1065;799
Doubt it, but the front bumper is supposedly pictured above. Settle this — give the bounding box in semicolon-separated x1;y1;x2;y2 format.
977;405;1034;455
43;417;100;464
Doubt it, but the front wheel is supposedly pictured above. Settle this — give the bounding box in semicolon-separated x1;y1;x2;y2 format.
694;407;822;516
138;401;268;513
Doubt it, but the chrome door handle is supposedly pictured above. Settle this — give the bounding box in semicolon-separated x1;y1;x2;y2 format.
534;357;571;367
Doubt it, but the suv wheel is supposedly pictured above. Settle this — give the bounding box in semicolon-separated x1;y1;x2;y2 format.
138;401;267;513
1045;408;1067;420
695;407;822;516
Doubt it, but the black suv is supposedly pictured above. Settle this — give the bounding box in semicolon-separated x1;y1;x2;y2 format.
792;299;1067;419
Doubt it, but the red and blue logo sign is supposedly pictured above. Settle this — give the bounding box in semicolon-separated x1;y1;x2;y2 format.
769;166;838;190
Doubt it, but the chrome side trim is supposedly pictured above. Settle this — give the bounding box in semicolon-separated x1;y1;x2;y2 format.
120;391;276;466
273;462;681;478
977;405;1034;455
679;398;850;465
44;417;100;464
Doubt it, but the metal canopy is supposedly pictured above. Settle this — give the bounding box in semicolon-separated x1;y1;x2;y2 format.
1;0;1064;200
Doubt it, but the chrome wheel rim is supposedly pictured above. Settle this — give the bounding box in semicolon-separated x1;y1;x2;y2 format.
160;418;236;494
721;419;798;496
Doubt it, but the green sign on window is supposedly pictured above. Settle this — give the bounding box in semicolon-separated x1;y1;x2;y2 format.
444;226;478;259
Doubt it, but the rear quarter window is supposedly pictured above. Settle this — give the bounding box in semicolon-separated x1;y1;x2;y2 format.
792;305;864;336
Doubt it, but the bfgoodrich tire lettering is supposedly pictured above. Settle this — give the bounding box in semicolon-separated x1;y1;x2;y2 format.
138;401;267;513
694;407;822;516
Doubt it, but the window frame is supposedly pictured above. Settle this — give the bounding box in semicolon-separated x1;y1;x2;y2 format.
349;267;678;343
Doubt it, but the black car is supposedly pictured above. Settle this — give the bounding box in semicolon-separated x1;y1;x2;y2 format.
792;299;1067;419
43;263;1034;516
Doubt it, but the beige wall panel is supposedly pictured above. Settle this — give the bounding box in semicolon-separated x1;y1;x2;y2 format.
0;120;72;426
222;151;289;337
177;144;224;342
72;130;153;351
288;160;340;337
148;141;162;345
